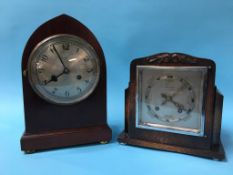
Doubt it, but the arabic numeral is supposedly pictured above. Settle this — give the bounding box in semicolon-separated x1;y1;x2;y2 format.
37;68;44;74
65;91;70;97
62;43;70;50
41;55;48;62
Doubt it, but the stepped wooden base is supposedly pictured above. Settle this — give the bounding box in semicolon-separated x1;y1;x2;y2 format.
118;131;225;160
21;125;112;153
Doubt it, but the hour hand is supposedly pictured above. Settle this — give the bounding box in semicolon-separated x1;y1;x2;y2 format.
161;93;171;105
160;93;187;112
44;69;68;85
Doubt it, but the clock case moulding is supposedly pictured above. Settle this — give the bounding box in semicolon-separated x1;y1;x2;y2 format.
118;53;225;160
20;14;112;153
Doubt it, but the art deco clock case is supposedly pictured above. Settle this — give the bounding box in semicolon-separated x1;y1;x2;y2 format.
118;53;225;160
20;14;112;153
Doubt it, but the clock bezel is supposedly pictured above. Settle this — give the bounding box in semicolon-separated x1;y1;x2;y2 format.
27;34;101;105
125;53;216;150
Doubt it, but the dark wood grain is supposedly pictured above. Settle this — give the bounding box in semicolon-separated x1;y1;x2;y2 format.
118;132;225;160
21;125;111;152
118;53;225;160
213;88;223;145
21;14;112;152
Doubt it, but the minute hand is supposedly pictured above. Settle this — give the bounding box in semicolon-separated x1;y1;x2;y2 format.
53;45;69;69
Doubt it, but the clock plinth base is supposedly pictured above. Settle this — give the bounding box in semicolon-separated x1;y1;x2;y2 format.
118;131;225;160
21;125;112;153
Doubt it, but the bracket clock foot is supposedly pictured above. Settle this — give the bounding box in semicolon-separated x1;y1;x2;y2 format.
24;150;36;154
20;14;112;152
118;53;225;160
100;141;108;144
118;132;225;160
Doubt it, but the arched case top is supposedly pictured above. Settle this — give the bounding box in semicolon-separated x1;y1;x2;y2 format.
22;14;106;74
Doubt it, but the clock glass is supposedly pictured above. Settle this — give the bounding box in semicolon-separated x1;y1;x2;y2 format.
28;34;100;105
136;66;207;136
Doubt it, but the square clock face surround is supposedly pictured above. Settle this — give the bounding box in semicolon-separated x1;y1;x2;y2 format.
136;65;208;137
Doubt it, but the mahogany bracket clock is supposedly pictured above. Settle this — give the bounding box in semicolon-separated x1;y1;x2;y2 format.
20;14;112;153
118;53;225;160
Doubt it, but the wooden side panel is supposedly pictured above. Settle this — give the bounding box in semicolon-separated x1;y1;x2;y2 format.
212;87;224;145
124;88;129;132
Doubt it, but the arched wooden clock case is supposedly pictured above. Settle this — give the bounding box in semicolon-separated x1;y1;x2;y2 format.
20;14;112;152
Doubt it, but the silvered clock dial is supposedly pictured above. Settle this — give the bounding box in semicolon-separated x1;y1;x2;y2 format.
136;66;207;136
145;75;195;122
28;34;100;104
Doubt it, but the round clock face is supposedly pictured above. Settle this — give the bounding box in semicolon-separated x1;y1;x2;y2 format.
145;75;195;122
28;34;100;105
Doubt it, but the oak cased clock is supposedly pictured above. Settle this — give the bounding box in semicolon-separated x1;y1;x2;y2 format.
118;53;225;160
20;14;112;152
